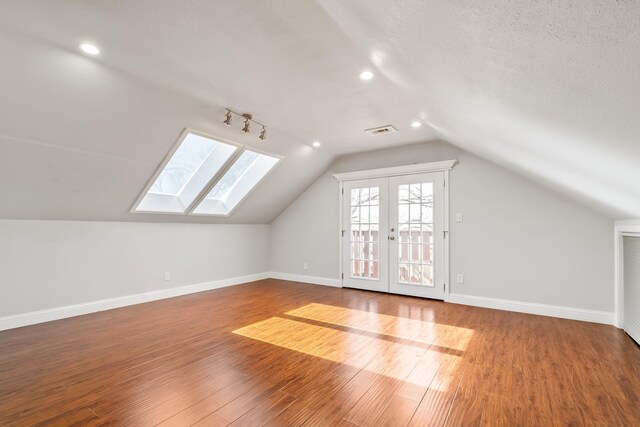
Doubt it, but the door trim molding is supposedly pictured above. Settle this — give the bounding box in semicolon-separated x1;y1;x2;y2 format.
333;160;457;182
614;220;640;328
444;169;451;300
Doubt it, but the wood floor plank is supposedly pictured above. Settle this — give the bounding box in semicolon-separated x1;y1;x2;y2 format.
408;349;468;427
0;279;639;426
158;376;257;426
228;390;296;426
375;395;421;427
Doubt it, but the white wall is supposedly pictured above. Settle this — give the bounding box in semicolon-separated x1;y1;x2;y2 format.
269;141;614;313
0;140;615;325
0;220;268;318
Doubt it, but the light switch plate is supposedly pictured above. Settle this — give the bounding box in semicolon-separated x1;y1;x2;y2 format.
456;212;463;222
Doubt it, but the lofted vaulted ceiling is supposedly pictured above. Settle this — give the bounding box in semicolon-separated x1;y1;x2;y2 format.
0;1;638;222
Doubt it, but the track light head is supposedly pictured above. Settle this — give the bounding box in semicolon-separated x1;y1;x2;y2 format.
259;127;266;140
242;113;252;133
223;110;232;126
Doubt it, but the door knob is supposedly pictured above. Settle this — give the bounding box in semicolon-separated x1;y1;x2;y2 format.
389;236;395;240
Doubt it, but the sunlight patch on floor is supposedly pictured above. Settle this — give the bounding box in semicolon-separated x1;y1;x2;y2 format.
233;316;463;388
285;303;474;351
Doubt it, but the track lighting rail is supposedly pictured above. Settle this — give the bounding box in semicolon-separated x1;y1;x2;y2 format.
223;109;267;140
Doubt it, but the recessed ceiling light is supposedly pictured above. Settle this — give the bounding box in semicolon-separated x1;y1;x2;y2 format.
359;70;374;80
79;43;100;56
312;141;321;148
411;121;422;128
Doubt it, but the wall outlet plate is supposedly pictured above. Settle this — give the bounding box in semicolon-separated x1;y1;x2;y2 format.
164;272;171;281
456;273;464;284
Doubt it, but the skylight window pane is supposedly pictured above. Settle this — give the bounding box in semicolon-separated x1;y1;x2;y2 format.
149;134;216;195
193;150;280;216
206;151;260;201
134;132;238;214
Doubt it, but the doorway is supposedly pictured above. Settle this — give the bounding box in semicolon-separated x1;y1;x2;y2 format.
341;171;447;300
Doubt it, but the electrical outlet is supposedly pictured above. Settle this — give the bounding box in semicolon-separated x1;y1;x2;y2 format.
303;262;309;271
456;212;463;222
456;273;464;284
164;272;171;281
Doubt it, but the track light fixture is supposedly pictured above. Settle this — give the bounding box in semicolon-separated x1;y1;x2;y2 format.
242;114;252;133
223;110;232;126
222;109;267;141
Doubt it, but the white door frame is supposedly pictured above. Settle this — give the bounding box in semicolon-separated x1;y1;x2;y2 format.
614;220;640;328
335;160;456;299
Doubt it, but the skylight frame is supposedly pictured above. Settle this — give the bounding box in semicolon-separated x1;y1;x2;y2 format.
188;146;283;217
130;128;244;215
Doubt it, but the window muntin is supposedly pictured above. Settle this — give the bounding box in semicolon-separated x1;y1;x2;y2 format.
192;150;280;216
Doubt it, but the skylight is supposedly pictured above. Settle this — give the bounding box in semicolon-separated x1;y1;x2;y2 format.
192;150;280;216
132;130;281;216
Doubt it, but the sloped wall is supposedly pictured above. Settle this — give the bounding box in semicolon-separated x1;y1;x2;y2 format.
269;141;614;313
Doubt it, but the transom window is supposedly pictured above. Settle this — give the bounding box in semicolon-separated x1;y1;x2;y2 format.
133;129;281;216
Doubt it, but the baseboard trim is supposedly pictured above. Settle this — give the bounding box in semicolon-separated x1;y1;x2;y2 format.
268;272;341;288
2;276;612;331
447;293;614;325
0;272;270;331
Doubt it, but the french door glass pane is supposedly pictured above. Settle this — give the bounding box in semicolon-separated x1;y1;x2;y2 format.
397;182;434;286
350;186;380;280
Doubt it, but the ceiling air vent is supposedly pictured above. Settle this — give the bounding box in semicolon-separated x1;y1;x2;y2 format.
365;125;398;136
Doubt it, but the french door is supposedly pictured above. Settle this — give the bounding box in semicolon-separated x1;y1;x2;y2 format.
342;172;446;299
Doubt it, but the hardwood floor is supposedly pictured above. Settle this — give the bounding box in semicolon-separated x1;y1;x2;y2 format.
1;279;639;426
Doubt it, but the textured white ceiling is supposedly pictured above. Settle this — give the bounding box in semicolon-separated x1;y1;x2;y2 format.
0;1;638;221
318;0;640;219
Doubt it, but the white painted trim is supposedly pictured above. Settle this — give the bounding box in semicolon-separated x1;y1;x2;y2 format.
614;220;640;328
268;271;342;288
333;160;457;182
447;293;614;325
0;272;269;331
443;169;450;299
614;219;640;227
338;180;344;287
